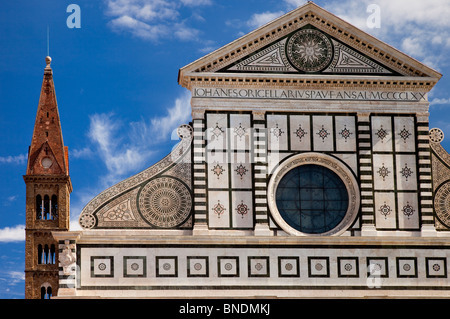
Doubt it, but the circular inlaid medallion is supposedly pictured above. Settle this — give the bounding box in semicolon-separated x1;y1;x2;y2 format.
287;29;333;72
429;128;444;143
435;181;450;228
138;177;191;228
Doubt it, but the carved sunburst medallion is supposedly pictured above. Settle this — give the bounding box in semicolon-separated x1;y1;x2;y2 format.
435;181;450;228
287;29;333;72
138;177;191;228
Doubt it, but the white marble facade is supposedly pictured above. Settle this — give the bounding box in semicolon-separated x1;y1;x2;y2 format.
57;3;450;298
372;116;420;230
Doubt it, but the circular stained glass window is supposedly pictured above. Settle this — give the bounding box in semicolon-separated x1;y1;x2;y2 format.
275;165;349;234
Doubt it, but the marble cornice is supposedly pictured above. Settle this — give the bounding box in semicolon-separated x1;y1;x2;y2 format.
184;72;437;92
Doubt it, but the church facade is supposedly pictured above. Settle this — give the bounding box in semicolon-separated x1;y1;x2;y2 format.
26;3;450;298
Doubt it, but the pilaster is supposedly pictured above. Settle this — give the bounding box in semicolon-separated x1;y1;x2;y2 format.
191;110;209;235
416;112;437;236
357;112;377;236
252;111;271;235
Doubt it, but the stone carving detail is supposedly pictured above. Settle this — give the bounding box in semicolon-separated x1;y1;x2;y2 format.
235;164;248;179
271;124;284;140
211;163;226;179
377;163;390;181
379;202;392;219
79;124;193;229
339;125;352;142
235;200;249;219
225;28;394;75
430;128;444;143
430;127;450;230
294;124;308;142
287;29;333;72
402;202;415;219
228;38;296;72
212;200;226;218
376;126;388;142
398;126;412;143
102;199;135;222
59;243;76;276
138;177;191;228
212;123;224;138
400;163;413;181
435;181;450;228
234;123;246;140
432;154;450;193
79;213;96;229
316;125;330;142
324;39;391;74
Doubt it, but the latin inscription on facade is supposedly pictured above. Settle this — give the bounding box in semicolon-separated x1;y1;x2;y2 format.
193;87;427;102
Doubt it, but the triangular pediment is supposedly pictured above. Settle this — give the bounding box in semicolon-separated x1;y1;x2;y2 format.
178;2;441;90
222;26;395;75
27;141;63;175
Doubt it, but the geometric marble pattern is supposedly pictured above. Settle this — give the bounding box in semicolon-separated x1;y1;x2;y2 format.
337;257;359;278
396;257;417;278
248;256;270;277
425;258;447;278
371;115;420;231
308;257;330;277
123;256;146;278
278;257;300;277
218;256;239;277
90;256;114;278
372;116;393;152
367;257;389;278
156;256;178;277
187;257;209;277
324;39;392;74
82;249;449;281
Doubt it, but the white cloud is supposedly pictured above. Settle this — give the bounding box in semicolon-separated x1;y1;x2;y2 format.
105;0;209;42
150;90;191;136
431;98;450;105
198;46;216;54
106;0;178;22
247;11;284;29
130;90;191;144
108;15;169;41
324;0;450;69
0;154;27;165
0;225;25;242
284;0;307;9
7;271;25;283
69;91;192;229
244;0;307;30
180;0;211;6
0;271;25;289
173;22;200;41
71;147;94;159
88;112;151;185
3;195;18;207
86;91;191;188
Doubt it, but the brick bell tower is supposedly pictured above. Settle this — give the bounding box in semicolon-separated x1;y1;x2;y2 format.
24;56;72;299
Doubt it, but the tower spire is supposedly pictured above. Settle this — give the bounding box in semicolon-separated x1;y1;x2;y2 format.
26;56;69;176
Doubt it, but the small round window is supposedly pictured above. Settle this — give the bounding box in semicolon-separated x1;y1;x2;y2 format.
41;157;53;169
275;165;348;234
268;153;360;236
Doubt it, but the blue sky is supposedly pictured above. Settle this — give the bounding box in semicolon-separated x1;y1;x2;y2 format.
1;0;449;298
